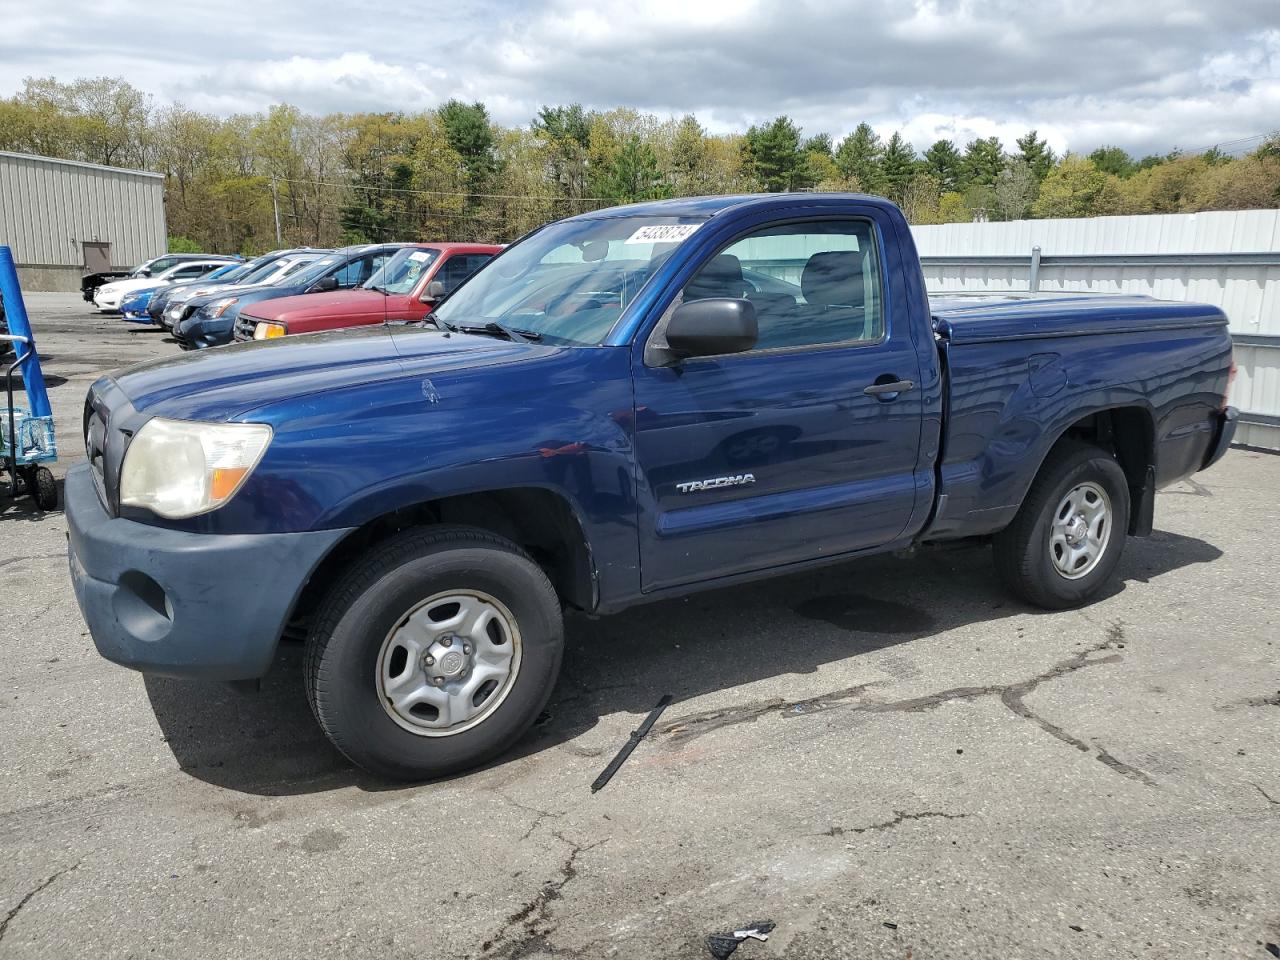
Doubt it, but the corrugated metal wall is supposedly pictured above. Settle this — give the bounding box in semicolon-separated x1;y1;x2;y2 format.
911;210;1280;451
0;151;166;288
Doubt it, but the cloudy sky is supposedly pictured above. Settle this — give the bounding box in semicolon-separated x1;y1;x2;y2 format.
1;0;1276;156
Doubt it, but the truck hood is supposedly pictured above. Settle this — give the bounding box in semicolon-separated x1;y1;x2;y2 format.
103;325;556;421
239;289;405;327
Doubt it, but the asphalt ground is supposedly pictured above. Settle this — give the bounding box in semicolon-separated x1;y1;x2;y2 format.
1;293;1277;959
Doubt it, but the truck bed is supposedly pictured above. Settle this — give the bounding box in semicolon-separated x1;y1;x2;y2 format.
925;291;1233;542
931;293;1228;344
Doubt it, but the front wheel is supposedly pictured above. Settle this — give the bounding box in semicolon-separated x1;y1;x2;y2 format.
305;527;564;780
993;441;1130;609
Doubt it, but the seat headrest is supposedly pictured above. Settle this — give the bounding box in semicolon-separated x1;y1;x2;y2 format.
801;251;865;307
685;254;745;301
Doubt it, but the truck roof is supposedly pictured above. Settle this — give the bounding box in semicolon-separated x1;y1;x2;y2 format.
573;192;895;221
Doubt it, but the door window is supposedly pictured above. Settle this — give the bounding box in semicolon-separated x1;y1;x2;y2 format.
439;254;493;293
332;253;390;289
681;219;883;352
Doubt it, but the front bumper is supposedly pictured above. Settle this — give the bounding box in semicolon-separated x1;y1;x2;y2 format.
65;463;351;681
1203;406;1238;469
175;312;235;349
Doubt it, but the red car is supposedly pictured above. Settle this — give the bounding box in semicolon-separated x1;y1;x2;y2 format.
234;243;502;341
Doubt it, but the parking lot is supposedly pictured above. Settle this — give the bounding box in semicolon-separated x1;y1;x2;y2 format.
1;293;1277;959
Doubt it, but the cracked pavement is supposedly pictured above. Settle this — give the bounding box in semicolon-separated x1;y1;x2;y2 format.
1;295;1279;958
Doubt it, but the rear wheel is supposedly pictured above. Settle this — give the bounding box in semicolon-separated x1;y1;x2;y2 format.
993;441;1130;609
305;526;563;780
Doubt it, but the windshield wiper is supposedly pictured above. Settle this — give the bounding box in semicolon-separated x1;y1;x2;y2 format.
368;284;389;295
428;314;458;333
457;321;541;343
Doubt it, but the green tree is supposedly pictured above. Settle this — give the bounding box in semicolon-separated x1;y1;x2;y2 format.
532;104;593;204
741;115;808;191
993;159;1037;220
599;135;670;203
922;139;963;191
1088;145;1136;178
835;122;884;192
1032;154;1123;218
802;133;833;157
669;114;713;195
962;136;1005;186
1015;129;1055;181
438;99;496;186
879;131;918;203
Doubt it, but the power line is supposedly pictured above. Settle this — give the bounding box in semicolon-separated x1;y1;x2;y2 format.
270;173;617;204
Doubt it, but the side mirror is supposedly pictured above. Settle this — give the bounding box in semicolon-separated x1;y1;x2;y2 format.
312;275;339;292
664;298;757;360
420;280;446;303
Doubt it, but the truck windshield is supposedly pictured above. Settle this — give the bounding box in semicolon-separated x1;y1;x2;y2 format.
431;217;707;346
366;247;439;294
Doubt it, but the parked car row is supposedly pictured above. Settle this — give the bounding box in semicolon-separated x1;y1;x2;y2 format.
101;241;502;349
83;253;241;306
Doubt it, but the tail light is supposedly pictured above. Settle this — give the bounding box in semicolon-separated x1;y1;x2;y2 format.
1221;358;1237;413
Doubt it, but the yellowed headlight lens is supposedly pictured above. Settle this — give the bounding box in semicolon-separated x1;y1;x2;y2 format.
254;322;287;340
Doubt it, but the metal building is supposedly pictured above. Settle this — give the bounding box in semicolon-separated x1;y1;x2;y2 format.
911;210;1280;451
0;150;166;292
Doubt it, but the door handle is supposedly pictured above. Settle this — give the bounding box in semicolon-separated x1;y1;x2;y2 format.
863;379;915;397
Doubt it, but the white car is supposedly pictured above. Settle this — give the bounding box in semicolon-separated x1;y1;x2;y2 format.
93;259;232;312
159;253;326;329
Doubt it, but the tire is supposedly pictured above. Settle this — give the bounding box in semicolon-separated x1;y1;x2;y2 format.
305;526;564;780
993;441;1130;609
32;467;57;511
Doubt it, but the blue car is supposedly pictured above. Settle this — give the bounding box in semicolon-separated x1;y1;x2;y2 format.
121;261;248;324
119;287;157;322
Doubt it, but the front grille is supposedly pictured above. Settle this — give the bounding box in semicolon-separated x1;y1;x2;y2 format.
82;380;144;516
234;314;259;342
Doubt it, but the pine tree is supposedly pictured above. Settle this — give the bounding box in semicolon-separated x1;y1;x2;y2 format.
835;123;885;192
1015;130;1055;181
741;116;807;191
923;139;963;191
880;131;918;203
963;136;1006;186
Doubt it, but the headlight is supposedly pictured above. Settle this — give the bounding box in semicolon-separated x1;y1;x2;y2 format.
119;418;272;519
209;297;239;317
254;321;287;340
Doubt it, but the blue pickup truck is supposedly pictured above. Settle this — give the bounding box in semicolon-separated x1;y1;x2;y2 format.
66;194;1237;779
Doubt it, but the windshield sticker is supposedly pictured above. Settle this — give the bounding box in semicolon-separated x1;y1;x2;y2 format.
408;251;431;262
624;224;701;245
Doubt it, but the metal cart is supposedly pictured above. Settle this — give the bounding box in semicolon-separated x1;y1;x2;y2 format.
1;245;58;511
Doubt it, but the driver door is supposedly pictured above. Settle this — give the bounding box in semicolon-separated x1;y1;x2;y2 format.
632;214;925;591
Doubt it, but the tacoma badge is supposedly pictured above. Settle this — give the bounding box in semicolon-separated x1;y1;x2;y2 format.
676;473;756;494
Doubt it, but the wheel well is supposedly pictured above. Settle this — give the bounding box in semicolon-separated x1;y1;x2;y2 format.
1054;406;1155;535
286;488;595;638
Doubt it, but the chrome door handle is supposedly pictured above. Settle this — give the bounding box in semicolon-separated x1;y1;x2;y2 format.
863;379;915;396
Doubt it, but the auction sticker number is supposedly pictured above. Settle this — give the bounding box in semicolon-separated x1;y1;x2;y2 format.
624;224;701;245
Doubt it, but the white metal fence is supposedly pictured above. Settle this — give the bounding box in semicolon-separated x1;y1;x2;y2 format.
911;210;1280;451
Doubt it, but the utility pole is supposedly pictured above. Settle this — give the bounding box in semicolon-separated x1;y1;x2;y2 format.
270;178;282;244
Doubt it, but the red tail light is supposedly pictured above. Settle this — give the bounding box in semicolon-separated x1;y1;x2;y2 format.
1221;359;1237;413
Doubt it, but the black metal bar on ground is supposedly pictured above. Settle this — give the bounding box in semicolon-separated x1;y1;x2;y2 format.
590;694;673;793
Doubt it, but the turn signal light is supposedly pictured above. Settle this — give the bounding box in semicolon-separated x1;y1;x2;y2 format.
254;321;287;340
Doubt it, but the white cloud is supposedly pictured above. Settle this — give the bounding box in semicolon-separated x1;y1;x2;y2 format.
0;0;1273;158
